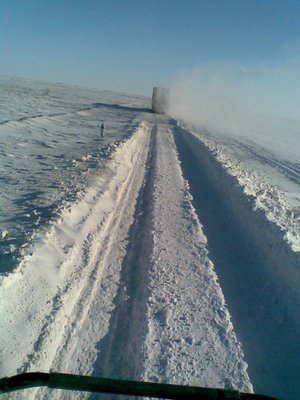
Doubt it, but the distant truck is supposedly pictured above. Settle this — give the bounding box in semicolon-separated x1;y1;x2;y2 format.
152;87;169;114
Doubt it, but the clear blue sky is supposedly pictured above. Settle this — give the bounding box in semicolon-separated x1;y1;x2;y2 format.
1;0;300;95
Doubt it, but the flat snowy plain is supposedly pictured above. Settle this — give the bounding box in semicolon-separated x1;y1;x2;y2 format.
0;77;299;400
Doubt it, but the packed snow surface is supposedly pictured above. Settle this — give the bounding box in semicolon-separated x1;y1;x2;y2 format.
142;121;251;391
1;77;300;400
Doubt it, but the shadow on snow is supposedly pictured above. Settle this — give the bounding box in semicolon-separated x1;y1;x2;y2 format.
171;119;300;400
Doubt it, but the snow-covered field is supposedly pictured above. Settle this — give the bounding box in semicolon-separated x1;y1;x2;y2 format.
1;77;299;400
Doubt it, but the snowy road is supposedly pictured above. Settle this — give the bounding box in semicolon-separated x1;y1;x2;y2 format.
1;110;300;400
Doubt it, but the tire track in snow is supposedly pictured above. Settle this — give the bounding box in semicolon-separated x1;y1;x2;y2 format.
90;124;157;387
45;124;152;380
234;141;300;186
142;118;252;393
172;121;300;400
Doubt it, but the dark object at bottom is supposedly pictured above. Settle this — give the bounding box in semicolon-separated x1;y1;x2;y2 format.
0;372;278;399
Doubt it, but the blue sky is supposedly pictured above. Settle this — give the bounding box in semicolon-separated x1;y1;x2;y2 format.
1;0;300;95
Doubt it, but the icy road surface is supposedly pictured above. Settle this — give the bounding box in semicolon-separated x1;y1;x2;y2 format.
1;78;300;400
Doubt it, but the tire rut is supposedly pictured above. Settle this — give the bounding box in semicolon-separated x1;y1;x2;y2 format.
89;125;157;392
171;120;300;400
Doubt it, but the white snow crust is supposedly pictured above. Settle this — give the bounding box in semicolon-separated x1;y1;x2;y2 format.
1;77;299;400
